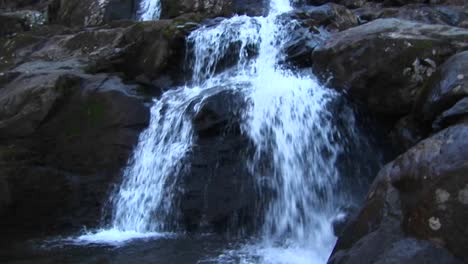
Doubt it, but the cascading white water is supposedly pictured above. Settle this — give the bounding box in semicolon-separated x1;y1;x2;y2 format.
75;0;368;262
137;0;161;21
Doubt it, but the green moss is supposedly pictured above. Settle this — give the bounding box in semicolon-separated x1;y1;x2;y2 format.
85;100;105;124
63;99;106;140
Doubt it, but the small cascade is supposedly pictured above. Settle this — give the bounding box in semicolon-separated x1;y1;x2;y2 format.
137;0;161;21
74;0;380;262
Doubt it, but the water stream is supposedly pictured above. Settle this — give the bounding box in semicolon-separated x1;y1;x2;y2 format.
54;0;381;263
137;0;161;21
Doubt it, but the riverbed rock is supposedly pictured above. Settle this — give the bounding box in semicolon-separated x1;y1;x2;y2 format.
311;18;468;116
0;0;50;11
330;123;468;263
280;3;358;67
178;87;256;233
0;17;200;91
287;3;359;32
48;0;135;27
415;51;468;129
354;4;468;27
302;0;466;8
0;69;149;235
160;0;269;19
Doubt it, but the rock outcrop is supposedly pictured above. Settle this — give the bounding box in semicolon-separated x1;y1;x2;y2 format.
415;51;468;130
160;0;269;19
0;70;150;235
329;123;468;263
179;88;256;232
311;18;468;116
0;2;204;235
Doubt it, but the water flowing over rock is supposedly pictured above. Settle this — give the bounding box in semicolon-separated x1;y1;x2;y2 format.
3;0;468;263
74;2;383;262
137;0;160;21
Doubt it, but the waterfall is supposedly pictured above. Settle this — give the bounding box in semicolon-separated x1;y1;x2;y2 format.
74;0;375;262
137;0;161;21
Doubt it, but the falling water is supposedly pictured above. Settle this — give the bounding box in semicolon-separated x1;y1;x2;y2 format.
74;0;374;262
137;0;161;21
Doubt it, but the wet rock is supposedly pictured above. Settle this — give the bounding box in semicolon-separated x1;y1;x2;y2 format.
179;87;256;233
311;18;468;116
354;4;468;27
0;70;149;235
433;97;468;130
281;26;324;68
0;18;199;90
330;123;468;263
48;0;135;27
295;0;368;9
389;115;426;152
0;0;50;11
283;3;359;32
330;236;463;264
0;10;45;37
160;0;269;19
280;3;358;67
415;51;468;128
294;0;456;9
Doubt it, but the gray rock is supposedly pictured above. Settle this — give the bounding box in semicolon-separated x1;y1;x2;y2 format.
330;123;468;263
160;0;269;19
415;51;468;126
311;18;468;116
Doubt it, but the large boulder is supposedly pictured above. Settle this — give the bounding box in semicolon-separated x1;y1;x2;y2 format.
160;0;269;19
329;123;468;263
48;0;136;27
311;18;468;116
177;87;256;232
415;51;468;130
354;4;468;28
0;68;149;235
0;0;50;11
0;18;200;91
0;10;46;37
300;0;466;8
280;3;359;67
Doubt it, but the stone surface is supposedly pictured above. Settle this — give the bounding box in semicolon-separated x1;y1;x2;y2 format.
48;0;135;27
415;51;468;128
0;68;149;235
280;3;359;67
354;4;468;27
311;18;468;116
330;123;468;263
160;0;269;19
178;87;256;232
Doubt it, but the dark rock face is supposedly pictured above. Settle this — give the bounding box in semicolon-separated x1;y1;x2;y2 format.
311;18;468;116
415;51;468;129
329;123;468;263
48;0;136;27
354;4;468;27
0;69;149;234
300;0;466;8
0;0;50;10
160;0;269;19
0;7;202;235
280;3;358;67
178;88;256;233
287;3;359;32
